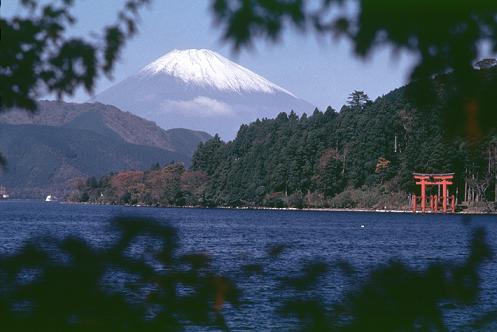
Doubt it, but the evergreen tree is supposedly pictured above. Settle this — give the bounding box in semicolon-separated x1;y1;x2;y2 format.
347;90;370;109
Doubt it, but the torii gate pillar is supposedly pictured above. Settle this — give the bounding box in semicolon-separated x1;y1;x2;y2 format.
433;175;453;213
414;175;430;212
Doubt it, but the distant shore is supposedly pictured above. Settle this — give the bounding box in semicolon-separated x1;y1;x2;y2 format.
4;198;496;215
56;200;497;215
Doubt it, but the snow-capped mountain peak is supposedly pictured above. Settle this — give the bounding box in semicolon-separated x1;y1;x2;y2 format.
95;48;313;139
140;49;295;96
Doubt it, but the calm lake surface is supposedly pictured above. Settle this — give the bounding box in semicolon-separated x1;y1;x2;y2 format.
1;200;497;331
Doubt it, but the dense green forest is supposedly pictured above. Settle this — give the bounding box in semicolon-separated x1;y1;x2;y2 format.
189;92;496;209
72;71;497;210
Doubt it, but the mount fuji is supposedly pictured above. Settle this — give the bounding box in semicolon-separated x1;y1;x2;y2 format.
94;49;313;139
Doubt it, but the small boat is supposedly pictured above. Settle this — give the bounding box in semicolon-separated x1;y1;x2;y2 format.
0;186;9;199
45;195;57;202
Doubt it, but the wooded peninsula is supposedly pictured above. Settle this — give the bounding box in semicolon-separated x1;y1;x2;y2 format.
70;69;497;212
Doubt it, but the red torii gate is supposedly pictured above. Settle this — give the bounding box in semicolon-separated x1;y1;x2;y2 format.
412;173;455;213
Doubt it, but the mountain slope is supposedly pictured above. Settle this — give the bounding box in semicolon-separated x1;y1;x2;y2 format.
0;100;211;155
0;101;212;198
0;124;187;198
94;49;314;139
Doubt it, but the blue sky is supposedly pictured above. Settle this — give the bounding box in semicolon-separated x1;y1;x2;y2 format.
3;0;415;111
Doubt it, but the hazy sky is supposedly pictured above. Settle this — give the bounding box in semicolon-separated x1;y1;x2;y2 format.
4;0;415;111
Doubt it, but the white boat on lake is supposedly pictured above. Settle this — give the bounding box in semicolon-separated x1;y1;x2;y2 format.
0;186;9;199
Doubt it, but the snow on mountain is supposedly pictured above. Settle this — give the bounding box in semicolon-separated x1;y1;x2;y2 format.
140;49;296;96
94;49;313;139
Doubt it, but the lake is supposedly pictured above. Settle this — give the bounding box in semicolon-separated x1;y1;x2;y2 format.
1;200;497;330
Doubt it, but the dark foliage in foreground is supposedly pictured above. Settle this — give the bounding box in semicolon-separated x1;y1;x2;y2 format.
0;0;150;167
211;0;497;137
278;229;494;331
0;217;239;331
0;217;494;331
0;0;149;111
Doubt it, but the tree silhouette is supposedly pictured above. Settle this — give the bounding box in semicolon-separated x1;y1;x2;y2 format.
2;2;497;330
0;0;150;112
0;217;240;331
0;0;150;166
210;0;497;138
1;217;495;331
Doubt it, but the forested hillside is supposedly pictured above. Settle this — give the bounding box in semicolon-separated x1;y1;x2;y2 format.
74;71;497;210
0;101;211;197
190;80;497;209
0;101;212;155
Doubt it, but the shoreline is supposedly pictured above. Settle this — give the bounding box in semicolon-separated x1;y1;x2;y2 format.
58;200;497;215
4;199;496;215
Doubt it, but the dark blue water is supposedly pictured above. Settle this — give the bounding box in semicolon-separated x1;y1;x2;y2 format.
1;200;497;330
